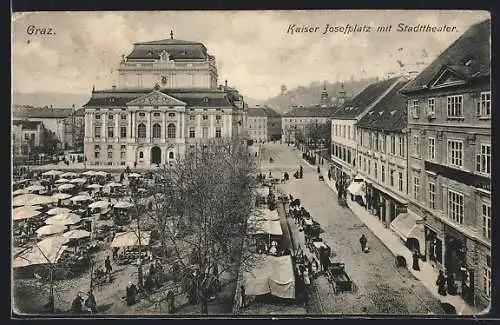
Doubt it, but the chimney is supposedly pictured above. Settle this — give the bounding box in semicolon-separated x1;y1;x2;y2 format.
225;80;228;88
112;85;116;90
408;71;418;80
121;54;125;62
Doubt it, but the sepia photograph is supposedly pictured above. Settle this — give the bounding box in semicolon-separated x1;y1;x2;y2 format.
11;10;491;317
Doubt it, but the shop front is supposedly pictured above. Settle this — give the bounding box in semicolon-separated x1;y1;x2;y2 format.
444;224;468;284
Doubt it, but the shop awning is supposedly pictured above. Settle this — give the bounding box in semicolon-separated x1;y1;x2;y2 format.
347;181;364;196
390;210;425;254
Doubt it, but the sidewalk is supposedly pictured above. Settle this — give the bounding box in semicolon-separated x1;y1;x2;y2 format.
319;168;480;315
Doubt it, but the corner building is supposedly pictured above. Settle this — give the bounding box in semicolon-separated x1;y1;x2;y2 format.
83;33;246;167
400;19;491;309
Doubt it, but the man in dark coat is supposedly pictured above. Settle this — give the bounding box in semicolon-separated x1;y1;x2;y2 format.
359;234;367;252
167;290;175;313
85;291;98;313
240;285;247;308
412;251;420;271
436;270;447;296
105;256;112;275
70;295;83;314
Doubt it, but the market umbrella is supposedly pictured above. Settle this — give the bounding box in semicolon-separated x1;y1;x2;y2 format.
46;207;72;215
13;207;42;221
70;194;92;203
81;171;97;176
61;172;78;178
128;173;142;178
114;201;134;209
57;183;76;191
36;224;67;236
26;195;58;207
12;194;42;207
52;193;72;200
63;229;91;240
70;178;87;184
12;188;28;196
86;184;102;189
25;185;46;193
110;231;151;248
42;170;63;177
13;235;69;268
55;178;70;184
88;200;111;209
45;213;81;226
94;171;109;177
106;182;123;187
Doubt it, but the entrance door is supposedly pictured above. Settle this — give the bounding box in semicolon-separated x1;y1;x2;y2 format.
151;146;161;165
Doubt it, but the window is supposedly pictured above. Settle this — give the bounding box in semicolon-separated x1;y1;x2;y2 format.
94;144;100;150
363;158;366;172
94;151;99;158
342;148;346;161
447;190;464;224
216;115;221;121
94;126;101;138
476;144;491;174
391;135;396;154
95;114;101;119
120;152;126;159
107;145;113;150
347;150;351;164
368;160;371;174
428;182;436;209
381;166;385;182
202;127;208;138
24;133;29;140
169;152;174;159
342;125;346;138
137;123;146;138
108;114;114;120
484;262;491;299
447;95;463;117
413;135;420;157
374;163;378;179
120;145;126;149
107;126;114;138
482;203;491;239
447;140;463;168
189;127;195;138
347;126;351;139
399;136;404;157
427;98;435;115
380;135;385;153
189;115;195;121
399;172;403;192
139;112;146;117
413;175;420;200
360;131;363;146
203;114;208;120
216;127;222;138
390;170;395;187
428;137;435;160
107;151;113;159
152;123;161;138
121;114;127;120
375;133;379;151
477;91;491;117
169;112;175;117
120;126;127;138
167;124;176;139
139;152;144;159
409;99;419;118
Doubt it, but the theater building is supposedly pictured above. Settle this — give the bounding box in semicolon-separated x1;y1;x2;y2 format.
83;32;246;167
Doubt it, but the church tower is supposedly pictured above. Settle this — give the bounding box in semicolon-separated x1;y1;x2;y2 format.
320;83;329;107
337;82;346;106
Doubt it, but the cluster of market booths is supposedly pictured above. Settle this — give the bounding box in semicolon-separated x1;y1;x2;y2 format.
11;169;161;311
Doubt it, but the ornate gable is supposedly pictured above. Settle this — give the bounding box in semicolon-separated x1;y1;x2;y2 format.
126;91;186;106
429;66;466;89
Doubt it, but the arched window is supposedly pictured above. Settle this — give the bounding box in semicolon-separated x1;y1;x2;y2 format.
137;123;146;138
139;152;144;159
167;123;176;139
169;152;174;159
152;123;161;138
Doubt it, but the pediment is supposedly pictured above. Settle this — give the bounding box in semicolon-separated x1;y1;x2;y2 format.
429;67;466;89
126;91;186;107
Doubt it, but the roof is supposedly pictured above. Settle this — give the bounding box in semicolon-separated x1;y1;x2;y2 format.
356;80;409;132
283;106;338;118
127;38;208;60
401;19;490;94
332;77;401;119
84;89;235;108
247;107;281;118
13;120;43;130
13;107;78;119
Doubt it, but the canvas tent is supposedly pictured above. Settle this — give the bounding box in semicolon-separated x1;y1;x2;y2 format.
243;254;295;299
110;231;151;248
13;236;69;268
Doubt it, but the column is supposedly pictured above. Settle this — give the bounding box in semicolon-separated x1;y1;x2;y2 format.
128;111;132;140
131;111;136;138
163;111;168;141
147;110;151;141
177;111;181;138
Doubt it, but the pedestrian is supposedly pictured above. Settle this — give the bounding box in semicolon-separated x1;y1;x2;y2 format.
85;291;98;314
104;256;112;275
167;290;175;313
359;234;367;252
240;285;247;308
126;282;138;306
436;270;447;296
70;294;83;314
112;247;119;260
446;273;457;295
412;250;420;271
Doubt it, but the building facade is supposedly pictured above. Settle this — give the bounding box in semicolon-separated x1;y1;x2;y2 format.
246;106;281;143
400;19;491;309
12;120;46;157
83;34;246;168
330;77;402;184
282;107;335;144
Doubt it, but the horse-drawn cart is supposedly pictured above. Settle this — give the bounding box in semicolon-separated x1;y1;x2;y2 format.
326;262;352;293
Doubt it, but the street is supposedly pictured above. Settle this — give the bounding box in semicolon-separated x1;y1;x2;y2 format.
260;143;445;314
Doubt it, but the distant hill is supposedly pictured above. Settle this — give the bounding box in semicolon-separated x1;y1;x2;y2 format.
251;78;379;115
12;92;91;108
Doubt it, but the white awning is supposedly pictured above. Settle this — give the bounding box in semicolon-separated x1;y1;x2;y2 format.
347;181;364;196
390;210;425;255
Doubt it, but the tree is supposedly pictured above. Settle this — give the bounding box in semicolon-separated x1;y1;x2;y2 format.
305;121;331;150
141;138;260;314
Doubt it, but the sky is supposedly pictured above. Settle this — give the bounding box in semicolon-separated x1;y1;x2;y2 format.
12;10;490;100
